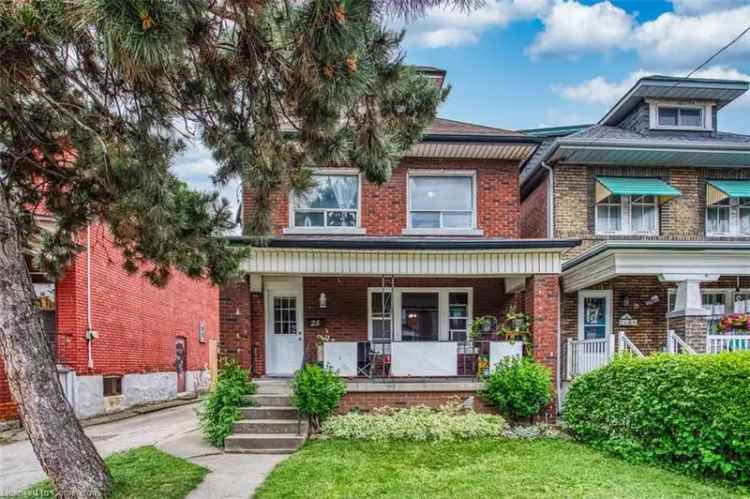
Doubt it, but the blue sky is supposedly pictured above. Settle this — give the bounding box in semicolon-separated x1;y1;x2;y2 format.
176;0;750;217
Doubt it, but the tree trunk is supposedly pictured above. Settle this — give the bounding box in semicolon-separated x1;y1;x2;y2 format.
0;190;111;498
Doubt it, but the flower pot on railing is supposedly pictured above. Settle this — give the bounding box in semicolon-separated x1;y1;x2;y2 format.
718;313;750;334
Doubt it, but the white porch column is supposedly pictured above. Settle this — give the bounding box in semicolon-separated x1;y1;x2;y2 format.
659;274;719;353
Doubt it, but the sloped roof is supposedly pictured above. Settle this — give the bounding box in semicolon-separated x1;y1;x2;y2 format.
424;118;529;138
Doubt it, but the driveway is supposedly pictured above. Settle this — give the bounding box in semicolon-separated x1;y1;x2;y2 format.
0;404;287;498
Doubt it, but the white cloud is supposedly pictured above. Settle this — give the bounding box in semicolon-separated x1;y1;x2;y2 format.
398;0;549;48
670;0;748;15
633;6;750;67
527;1;635;59
555;65;750;106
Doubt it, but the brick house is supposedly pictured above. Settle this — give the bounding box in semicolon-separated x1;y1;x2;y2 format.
0;222;219;426
520;75;750;397
221;70;578;417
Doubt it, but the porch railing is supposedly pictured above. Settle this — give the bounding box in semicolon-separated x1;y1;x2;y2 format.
707;334;750;353
322;339;523;379
618;331;644;357
666;330;696;355
565;336;613;380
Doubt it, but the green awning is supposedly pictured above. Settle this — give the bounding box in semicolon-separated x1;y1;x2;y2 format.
707;180;750;205
594;176;682;203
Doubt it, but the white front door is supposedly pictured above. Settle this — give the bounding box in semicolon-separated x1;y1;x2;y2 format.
266;291;304;375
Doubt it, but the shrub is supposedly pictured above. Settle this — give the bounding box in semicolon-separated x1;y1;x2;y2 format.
199;360;255;447
291;363;347;431
481;357;552;420
322;404;507;441
564;352;750;484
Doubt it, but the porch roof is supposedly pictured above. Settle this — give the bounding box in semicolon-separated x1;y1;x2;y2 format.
229;236;580;276
562;240;750;292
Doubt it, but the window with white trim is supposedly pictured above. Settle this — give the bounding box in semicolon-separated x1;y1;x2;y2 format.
408;174;475;229
706;197;750;236
649;101;712;131
367;288;472;342
578;290;611;340
292;173;359;228
595;195;658;235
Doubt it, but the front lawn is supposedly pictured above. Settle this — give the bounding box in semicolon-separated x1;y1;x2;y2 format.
255;439;746;499
16;446;207;499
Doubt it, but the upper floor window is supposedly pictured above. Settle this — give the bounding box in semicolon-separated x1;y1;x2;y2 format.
407;172;476;231
291;172;359;230
706;197;750;236
596;195;658;235
649;101;712;131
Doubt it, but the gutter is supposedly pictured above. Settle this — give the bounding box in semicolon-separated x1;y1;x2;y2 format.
226;236;581;251
541;161;554;239
420;134;540;145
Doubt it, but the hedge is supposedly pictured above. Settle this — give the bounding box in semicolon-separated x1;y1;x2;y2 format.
564;352;750;484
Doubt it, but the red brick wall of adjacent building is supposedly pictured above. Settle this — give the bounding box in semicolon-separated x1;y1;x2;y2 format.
243;159;521;238
0;224;219;421
520;176;547;239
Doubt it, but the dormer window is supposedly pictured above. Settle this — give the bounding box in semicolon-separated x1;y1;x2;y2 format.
648;100;713;131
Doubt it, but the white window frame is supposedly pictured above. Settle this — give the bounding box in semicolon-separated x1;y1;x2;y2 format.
706;197;750;237
647;100;713;131
577;290;613;341
668;288;750;315
403;170;483;236
595;195;659;236
367;287;473;342
284;168;365;235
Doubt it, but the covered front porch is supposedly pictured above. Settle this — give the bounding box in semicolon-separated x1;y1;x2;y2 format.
561;241;750;381
235;236;575;384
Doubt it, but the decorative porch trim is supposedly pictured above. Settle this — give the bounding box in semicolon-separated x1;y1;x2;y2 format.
244;247;564;275
562;241;750;292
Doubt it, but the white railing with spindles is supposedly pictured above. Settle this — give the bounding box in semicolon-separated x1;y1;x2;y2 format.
617;331;644;357
565;335;613;380
706;334;750;353
667;330;696;355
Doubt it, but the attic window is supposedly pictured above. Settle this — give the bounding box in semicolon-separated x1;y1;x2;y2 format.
650;102;711;130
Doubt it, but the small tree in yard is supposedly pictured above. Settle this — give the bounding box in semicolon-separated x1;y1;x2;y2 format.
292;364;347;432
200;360;256;447
0;0;462;496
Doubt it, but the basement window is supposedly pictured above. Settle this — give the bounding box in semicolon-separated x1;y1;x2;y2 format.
103;376;122;397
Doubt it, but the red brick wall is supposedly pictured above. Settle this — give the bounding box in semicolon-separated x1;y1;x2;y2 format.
243;159;521;238
0;360;15;421
339;391;497;413
520;176;547;239
219;281;252;370
524;275;559;420
0;224;219;420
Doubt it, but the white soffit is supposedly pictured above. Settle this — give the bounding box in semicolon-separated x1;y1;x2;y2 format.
245;248;562;276
563;246;750;292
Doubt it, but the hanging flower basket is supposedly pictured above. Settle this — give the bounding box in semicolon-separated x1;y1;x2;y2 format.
718;313;750;333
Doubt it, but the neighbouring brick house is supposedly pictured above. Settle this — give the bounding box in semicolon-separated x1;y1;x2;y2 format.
520;75;750;396
0;222;219;426
221;69;577;419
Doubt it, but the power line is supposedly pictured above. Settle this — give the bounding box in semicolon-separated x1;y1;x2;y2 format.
687;24;750;79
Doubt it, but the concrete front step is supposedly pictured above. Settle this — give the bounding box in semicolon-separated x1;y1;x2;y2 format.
224;433;305;453
240;406;299;420
254;379;291;395
244;394;291;407
233;419;307;434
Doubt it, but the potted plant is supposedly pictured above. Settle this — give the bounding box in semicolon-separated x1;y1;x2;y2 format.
469;308;530;376
718;313;750;333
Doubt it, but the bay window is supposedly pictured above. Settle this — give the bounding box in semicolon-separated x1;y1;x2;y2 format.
595;195;659;235
407;172;477;232
291;172;360;230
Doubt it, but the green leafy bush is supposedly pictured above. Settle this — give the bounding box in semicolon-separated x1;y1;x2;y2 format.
481;357;552;420
564;352;750;484
199;360;255;447
322;404;507;441
291;363;347;431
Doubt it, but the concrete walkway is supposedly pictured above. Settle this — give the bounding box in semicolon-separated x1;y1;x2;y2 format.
0;404;288;498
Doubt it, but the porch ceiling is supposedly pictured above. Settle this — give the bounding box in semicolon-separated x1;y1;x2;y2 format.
562;241;750;292
239;238;578;276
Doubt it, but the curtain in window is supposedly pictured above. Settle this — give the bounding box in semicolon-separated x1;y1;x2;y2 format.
707;199;731;234
740;199;750;235
631;195;657;233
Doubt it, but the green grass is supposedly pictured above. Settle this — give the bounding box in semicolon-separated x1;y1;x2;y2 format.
16;446;208;499
255;439;748;499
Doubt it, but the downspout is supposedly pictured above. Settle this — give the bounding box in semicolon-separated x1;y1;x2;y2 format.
85;224;94;369
541;161;563;414
541;161;554;240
